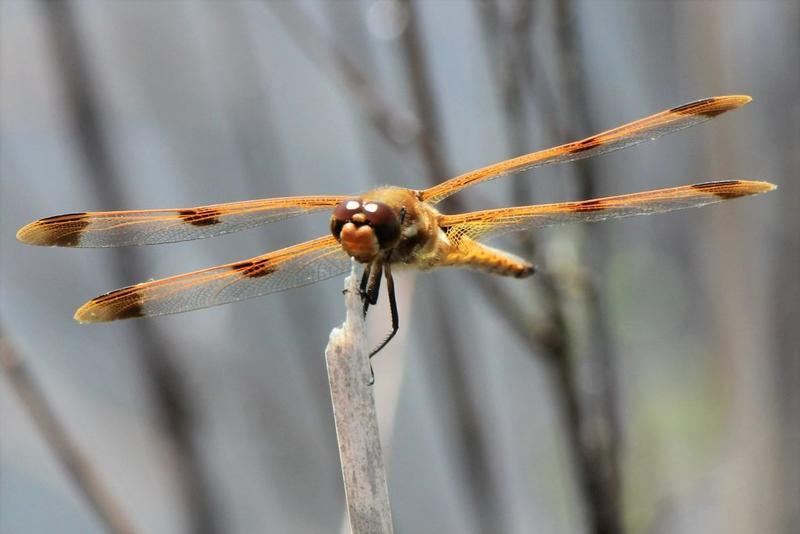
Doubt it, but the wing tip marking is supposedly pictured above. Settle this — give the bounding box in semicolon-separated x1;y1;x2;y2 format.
17;213;90;246
75;291;145;323
691;179;776;198
670;95;752;118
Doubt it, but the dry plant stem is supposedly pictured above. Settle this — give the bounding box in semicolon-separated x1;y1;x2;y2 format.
0;338;136;534
325;265;394;534
39;3;219;532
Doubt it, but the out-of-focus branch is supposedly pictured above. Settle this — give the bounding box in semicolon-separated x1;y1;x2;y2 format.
484;2;625;531
0;335;135;534
395;2;513;531
770;6;800;532
481;1;624;531
553;2;623;532
325;266;393;534
266;0;420;179
476;0;535;208
269;1;622;532
394;0;448;184
38;3;219;533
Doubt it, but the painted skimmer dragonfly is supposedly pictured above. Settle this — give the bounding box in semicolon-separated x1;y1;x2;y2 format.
17;95;775;356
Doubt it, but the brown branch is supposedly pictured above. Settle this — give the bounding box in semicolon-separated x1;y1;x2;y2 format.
0;335;136;534
552;1;623;532
38;3;219;532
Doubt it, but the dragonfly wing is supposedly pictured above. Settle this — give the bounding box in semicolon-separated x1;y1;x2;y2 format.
420;95;752;204
74;235;350;322
441;180;775;243
17;195;346;247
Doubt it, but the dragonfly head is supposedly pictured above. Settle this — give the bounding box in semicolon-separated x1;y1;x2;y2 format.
331;199;401;262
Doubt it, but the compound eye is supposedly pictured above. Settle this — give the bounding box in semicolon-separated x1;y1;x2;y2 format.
331;199;362;240
363;202;401;247
333;199;361;220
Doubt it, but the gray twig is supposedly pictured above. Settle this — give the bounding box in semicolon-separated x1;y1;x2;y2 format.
0;336;136;534
325;263;394;534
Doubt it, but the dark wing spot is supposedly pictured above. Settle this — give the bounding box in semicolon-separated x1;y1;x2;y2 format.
669;97;724;117
87;288;145;321
114;301;145;320
232;258;275;278
41;214;90;246
179;208;221;226
698;108;727;118
566;137;600;154
571;199;607;212
691;180;743;199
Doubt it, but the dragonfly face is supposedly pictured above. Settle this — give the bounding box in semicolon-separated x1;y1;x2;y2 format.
16;95;775;358
330;198;402;263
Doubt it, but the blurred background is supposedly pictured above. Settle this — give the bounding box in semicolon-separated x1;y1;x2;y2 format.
1;1;797;533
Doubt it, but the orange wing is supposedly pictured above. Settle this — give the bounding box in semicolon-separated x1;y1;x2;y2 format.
420;95;752;204
440;180;775;243
16;195;346;247
74;235;350;322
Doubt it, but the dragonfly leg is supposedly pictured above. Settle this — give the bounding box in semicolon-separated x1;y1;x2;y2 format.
361;259;382;318
366;263;399;385
358;262;371;301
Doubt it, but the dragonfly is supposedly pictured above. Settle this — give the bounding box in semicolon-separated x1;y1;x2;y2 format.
17;95;775;358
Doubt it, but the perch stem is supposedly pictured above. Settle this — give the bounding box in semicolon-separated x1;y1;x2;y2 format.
325;262;394;534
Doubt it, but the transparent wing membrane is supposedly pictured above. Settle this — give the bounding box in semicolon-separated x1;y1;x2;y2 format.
420;96;752;203
74;235;350;322
17;195;346;247
441;180;775;243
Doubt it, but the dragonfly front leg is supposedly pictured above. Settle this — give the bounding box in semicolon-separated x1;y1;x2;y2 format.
360;259;383;318
368;263;398;360
359;262;372;308
365;263;399;385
